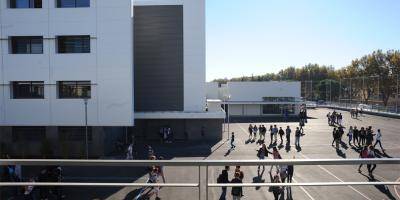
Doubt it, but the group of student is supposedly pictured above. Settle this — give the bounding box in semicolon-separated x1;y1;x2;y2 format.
217;166;245;200
346;126;384;151
327;110;343;126
350;108;363;118
135;145;166;200
1;154;65;200
218;146;295;200
247;124;303;149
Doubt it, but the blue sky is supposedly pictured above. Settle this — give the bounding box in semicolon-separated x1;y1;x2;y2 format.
206;0;400;81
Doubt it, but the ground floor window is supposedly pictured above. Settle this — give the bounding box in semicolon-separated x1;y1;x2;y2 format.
262;104;296;114
59;126;92;141
12;126;46;142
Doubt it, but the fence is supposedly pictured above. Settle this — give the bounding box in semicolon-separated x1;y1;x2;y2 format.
1;159;400;200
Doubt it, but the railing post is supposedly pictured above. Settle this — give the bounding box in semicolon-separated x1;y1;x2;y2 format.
198;166;201;200
206;165;209;200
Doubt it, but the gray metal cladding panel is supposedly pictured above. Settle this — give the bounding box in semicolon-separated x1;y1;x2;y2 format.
134;5;184;112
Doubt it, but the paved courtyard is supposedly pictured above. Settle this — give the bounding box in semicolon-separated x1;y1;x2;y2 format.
3;108;400;200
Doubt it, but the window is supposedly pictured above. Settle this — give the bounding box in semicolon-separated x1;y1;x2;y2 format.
57;35;90;53
9;0;42;8
262;97;296;102
58;81;91;99
57;0;90;8
59;127;92;141
262;104;282;114
11;81;44;99
12;127;46;142
10;36;43;54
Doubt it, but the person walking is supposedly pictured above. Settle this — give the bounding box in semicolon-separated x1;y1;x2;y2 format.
358;146;369;173
287;156;294;183
331;128;337;146
347;126;354;146
231;172;243;200
269;171;283;200
217;166;229;200
367;145;377;178
273;125;278;144
374;129;384;152
230;132;236;149
295;127;301;148
257;144;272;173
126;143;134;160
285;126;291;145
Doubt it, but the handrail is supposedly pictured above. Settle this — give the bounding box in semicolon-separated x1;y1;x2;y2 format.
0;182;199;187
209;182;400;187
1;158;399;200
1;158;399;166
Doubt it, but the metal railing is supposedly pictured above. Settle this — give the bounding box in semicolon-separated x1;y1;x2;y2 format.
1;159;400;200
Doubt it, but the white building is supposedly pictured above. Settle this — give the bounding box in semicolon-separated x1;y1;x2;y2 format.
0;0;224;158
207;81;302;118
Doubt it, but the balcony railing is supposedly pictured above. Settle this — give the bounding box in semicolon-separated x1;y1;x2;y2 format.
1;159;400;200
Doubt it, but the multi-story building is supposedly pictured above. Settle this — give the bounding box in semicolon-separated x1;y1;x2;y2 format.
0;0;224;158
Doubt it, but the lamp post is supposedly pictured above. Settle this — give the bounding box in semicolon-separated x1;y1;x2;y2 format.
84;98;89;159
223;94;231;140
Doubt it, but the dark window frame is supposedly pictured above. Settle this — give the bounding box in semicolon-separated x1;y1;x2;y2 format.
11;81;45;99
57;81;91;99
57;35;90;53
56;0;90;8
9;0;42;8
10;36;43;54
12;127;46;142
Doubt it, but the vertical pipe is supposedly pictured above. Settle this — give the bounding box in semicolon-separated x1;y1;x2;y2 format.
350;78;352;107
227;104;230;139
85;99;88;159
397;74;399;113
330;79;332;103
339;79;342;106
362;76;365;104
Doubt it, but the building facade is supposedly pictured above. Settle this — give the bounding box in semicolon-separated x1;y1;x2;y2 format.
207;81;302;118
0;0;224;158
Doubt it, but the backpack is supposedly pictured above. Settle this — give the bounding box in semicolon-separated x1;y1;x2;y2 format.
217;173;223;183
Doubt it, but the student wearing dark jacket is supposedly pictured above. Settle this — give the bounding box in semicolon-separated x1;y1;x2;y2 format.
231;172;243;200
218;166;229;200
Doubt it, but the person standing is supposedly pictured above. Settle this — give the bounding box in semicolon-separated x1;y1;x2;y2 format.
126;143;134;160
285;126;291;145
248;124;253;140
218;166;229;200
360;127;366;146
347;126;354;146
231;172;243;200
253;125;258;141
278;127;285;144
374;129;384;152
365;126;374;146
295;127;301;148
353;126;359;147
273;125;278;144
269;125;274;145
230;132;236;149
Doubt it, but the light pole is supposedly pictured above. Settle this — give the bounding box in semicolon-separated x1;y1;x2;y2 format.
397;74;399;113
84;98;89;159
223;95;231;140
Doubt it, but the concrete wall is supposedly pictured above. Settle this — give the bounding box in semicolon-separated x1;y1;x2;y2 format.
227;81;301;102
134;119;222;141
0;0;133;126
206;82;219;100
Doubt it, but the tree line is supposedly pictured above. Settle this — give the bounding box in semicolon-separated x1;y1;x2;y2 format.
213;49;400;106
